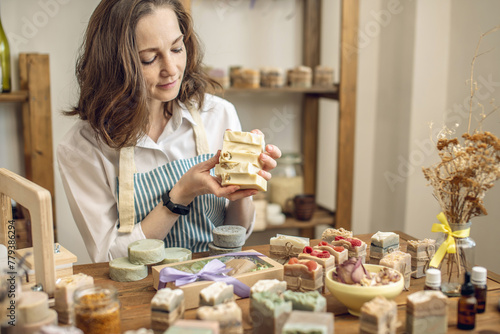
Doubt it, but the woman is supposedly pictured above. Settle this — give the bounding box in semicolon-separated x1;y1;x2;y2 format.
57;0;281;263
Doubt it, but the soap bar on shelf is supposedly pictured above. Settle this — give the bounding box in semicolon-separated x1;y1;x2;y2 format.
220;172;267;191
250;292;292;334
197;301;243;334
250;279;287;297
212;225;247;248
282;290;327;312
161;247;192;265
360;296;398;334
151;288;185;333
109;257;148;282
224;131;264;146
128;239;165;265
406;291;448;334
282;310;334;334
199;282;234;306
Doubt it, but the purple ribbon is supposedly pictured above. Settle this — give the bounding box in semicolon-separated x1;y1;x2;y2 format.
158;251;265;298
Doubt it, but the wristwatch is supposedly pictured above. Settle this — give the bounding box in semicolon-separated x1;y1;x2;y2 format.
162;190;191;215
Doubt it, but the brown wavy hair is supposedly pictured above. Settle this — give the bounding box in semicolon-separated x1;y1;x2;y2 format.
66;0;219;149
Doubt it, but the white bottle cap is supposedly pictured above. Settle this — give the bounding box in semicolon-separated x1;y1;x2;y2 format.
471;266;487;285
425;268;441;287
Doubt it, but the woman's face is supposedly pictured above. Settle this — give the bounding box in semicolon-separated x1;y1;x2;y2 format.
136;7;187;103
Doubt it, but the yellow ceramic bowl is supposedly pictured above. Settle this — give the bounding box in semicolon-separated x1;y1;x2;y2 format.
325;264;404;316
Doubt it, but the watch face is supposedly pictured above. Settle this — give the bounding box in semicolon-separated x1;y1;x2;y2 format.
170;203;190;215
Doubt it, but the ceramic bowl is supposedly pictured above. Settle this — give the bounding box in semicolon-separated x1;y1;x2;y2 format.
325;264;404;316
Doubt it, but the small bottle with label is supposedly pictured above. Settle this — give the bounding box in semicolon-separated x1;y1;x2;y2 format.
424;268;442;291
471;266;487;313
457;272;477;330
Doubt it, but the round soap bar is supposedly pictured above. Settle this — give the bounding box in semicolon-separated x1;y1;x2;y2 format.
17;291;49;325
160;247;192;264
212;225;246;248
208;242;242;256
19;309;57;334
128;239;165;265
109;257;148;282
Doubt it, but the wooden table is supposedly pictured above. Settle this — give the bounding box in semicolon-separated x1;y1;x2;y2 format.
74;231;500;333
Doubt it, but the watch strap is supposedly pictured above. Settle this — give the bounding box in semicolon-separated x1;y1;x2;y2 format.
162;190;191;215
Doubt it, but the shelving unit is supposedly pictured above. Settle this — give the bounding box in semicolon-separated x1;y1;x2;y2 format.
0;53;56;242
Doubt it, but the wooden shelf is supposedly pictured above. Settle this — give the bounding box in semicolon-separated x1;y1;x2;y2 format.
221;85;338;99
0;90;29;103
265;208;334;230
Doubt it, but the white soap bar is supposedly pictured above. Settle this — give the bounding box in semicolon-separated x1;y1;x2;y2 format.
270;235;309;248
220;151;262;168
200;282;234;306
250;279;287;296
160;247;192;264
212;225;247;248
151;288;185;312
55;273;94;312
222;141;262;155
224;131;264;146
197;301;243;332
214;162;261;175
220;172;267;191
128;239;165;265
17;291;49;325
109;257;148;282
18;309;58;333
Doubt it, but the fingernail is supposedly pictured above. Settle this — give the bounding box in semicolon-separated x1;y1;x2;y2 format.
267;145;273;152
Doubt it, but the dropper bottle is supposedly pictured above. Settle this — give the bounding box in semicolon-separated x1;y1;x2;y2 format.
471;266;487;313
457;272;477;330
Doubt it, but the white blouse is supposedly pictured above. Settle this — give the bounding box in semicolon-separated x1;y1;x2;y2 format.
57;94;242;263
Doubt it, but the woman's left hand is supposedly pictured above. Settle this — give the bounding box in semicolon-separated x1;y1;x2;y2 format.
251;129;282;181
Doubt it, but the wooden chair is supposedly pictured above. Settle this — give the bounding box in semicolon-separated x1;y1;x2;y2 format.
0;168;56;296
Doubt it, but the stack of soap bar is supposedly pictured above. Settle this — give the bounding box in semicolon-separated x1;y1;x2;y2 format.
208;225;246;255
282;310;334;334
16;291;58;334
282;290;327;312
284;258;323;292
164;320;220;334
200;282;234;306
197;301;243;334
151;288;185;333
269;234;309;264
299;247;334;293
250;279;287;297
380;251;412;290
250;292;292;334
406;291;448;334
407;239;436;278
359;296;397;334
321;227;353;243
109;256;148;282
128;239;166;265
330;236;367;263
369;232;400;264
54;273;94;324
160;247;192;264
215;130;266;191
313;241;348;265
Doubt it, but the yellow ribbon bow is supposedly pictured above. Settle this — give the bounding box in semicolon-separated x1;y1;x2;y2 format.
429;212;470;268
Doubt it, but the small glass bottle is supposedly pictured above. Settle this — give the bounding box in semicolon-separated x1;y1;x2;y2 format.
457;272;477;330
424;268;441;291
74;284;121;334
471;266;487;313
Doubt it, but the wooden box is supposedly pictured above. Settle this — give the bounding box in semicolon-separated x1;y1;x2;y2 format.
152;250;283;310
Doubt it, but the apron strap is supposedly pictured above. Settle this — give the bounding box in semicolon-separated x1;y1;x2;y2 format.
188;104;210;155
118;146;136;233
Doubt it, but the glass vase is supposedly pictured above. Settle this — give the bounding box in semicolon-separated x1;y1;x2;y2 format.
435;221;476;297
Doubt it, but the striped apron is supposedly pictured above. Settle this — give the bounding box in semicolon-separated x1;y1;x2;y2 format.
116;106;226;253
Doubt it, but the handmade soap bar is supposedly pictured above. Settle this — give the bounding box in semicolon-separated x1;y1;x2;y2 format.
36;325;83;334
222;141;262;155
151;288;185;333
54;273;94;324
359;296;398;334
212;225;246;248
208;242;242;256
370;232;400;263
282;290;327;312
250;279;287;296
200;282;234;306
284;258;323;292
17;291;49;325
406;290;448;334
313;242;348;265
250;292;292;334
330;236;367;263
282;310;334;334
225;258;257;276
161;247;192;264
124;329;154;334
407;239;436;278
17;309;58;334
164;319;220;334
220;151;261;168
128;239;165;265
269;235;309;264
197;301;243;334
224;131;264;146
380;251;412;290
109;257;148;282
299;249;334;293
220;173;267;191
321;227;353;243
215;162;261;175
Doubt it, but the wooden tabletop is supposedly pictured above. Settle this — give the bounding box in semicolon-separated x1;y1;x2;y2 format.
73;231;500;333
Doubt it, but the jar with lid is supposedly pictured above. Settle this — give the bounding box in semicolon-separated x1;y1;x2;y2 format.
268;153;304;214
74;284;121;334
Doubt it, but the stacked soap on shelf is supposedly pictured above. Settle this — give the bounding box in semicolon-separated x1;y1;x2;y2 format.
314;66;334;86
54;273;94;324
250;279;287;297
321;227;353;242
282;290;327;312
160;247;192;265
369;232;400;265
288;66;312;88
151;288;185;333
16;291;58;334
313;241;348;266
231;68;260;89
260;67;285;88
282;310;334;334
269;234;310;264
407;239;436;278
199;282;235;306
250;292;292;334
299;246;334;293
359;296;398;334
284;258;323;292
164;320;220;334
215;130;266;192
208;225;247;256
406;291;448;334
197;301;243;334
380;251;412;290
109;239;165;282
207;68;230;89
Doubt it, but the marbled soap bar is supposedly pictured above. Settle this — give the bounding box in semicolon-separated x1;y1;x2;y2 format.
380;251;412;290
282;290;327;312
128;239;165;265
212;225;246;248
284;259;323;292
197;301;243;334
220;151;261;168
406;290;448;334
360;296;398;334
282;310;334;334
313;243;348;265
161;247;192;265
151;288;185;333
330;237;367;263
321;227;353;243
250;292;292;334
250;279;287;296
200;282;234;306
299;251;334;293
109;257;148;282
220;173;267;191
215;162;261;175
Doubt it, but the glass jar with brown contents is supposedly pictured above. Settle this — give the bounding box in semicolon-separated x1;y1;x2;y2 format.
74;284;121;334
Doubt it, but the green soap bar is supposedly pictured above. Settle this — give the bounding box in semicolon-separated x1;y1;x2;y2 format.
283;290;327;312
212;225;246;248
160;247;192;264
109;257;147;282
128;239;165;265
